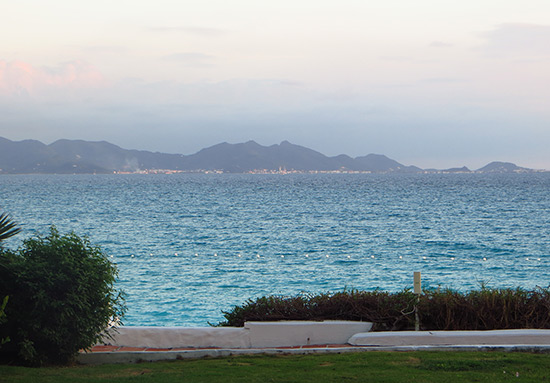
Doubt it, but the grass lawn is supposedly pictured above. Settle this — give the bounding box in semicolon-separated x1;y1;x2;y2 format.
1;351;550;383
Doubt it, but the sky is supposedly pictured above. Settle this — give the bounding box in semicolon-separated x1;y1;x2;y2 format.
1;0;549;169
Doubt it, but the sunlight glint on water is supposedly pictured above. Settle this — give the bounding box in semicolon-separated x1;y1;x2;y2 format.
1;173;549;326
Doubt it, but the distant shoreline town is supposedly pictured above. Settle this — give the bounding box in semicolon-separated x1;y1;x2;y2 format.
0;137;546;175
115;167;545;175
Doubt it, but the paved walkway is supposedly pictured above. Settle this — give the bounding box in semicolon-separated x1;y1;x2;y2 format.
90;343;352;353
78;328;550;364
79;343;550;365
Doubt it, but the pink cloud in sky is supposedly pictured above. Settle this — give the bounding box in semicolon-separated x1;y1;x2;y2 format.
479;23;550;56
0;60;106;97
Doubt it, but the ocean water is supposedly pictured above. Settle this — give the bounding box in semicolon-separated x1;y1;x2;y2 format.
1;173;549;326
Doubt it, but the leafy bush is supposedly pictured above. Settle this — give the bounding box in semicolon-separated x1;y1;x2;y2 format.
219;287;550;331
0;211;19;350
219;290;418;330
0;227;125;366
419;287;550;330
0;296;8;347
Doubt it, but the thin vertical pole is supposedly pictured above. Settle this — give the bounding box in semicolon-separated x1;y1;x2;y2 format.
413;271;421;331
415;295;420;331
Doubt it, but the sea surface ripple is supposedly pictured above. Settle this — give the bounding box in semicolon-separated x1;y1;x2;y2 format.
1;173;549;326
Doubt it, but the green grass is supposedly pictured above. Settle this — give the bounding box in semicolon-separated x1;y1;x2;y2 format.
2;351;550;383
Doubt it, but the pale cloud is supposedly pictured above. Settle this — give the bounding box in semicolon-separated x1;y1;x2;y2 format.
478;23;550;56
148;26;225;37
419;77;466;84
162;52;215;67
76;45;128;54
379;56;414;62
429;41;454;48
0;60;106;97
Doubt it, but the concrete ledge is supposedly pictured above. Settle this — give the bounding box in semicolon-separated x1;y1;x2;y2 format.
348;329;550;346
246;321;373;348
101;321;373;349
78;344;550;365
102;327;251;349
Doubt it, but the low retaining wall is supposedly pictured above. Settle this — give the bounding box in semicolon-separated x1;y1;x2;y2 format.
246;320;372;347
102;326;250;349
78;345;550;365
348;329;550;346
80;328;550;365
101;321;373;349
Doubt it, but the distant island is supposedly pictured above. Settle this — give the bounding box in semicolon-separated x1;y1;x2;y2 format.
0;137;544;174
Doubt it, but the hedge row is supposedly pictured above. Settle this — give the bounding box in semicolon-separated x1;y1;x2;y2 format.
218;288;550;331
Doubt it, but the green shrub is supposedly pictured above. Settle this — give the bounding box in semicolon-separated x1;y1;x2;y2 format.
0;211;18;350
219;290;418;330
0;296;8;347
0;227;125;366
219;287;550;331
418;287;550;330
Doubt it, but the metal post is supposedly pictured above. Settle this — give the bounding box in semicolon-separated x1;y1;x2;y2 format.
413;271;421;331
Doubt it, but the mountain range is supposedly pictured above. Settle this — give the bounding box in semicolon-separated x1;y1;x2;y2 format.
0;137;540;174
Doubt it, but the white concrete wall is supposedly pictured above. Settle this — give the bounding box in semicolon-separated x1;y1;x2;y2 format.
101;321;373;349
246;321;373;348
348;329;550;346
102;326;251;348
